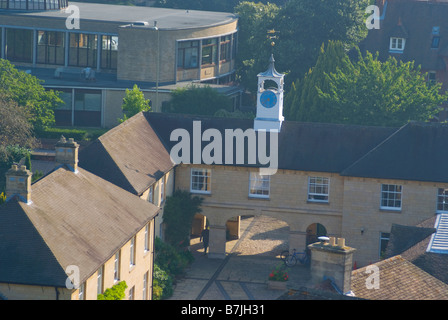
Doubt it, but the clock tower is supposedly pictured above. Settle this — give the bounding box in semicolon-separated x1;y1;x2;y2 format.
254;54;285;132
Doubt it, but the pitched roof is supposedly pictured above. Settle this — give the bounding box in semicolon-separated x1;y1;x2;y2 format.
79;112;175;196
361;0;448;71
0;166;159;288
144;112;396;173
341;122;448;183
385;216;448;285
351;255;448;300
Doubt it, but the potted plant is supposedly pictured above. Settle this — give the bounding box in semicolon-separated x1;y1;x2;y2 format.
268;264;289;290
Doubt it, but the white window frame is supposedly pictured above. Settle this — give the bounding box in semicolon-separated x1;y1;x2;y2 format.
390;37;405;51
144;223;150;253
308;176;330;203
148;185;153;203
97;266;103;295
190;168;211;194
130;236;136;267
78;282;85;300
113;251;120;282
437;188;448;213
160;177;165;204
248;172;270;198
143;272;148;300
380;184;402;211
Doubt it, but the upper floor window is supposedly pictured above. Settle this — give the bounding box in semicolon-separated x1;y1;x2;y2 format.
78;282;85;300
389;37;405;51
113;251;120;282
220;35;232;62
249;172;270;198
130;236;136;267
308;177;329;203
202;38;218;66
177;40;199;69
97;266;103;295
437;188;448;213
190;168;211;194
380;184;402;210
159;177;165;204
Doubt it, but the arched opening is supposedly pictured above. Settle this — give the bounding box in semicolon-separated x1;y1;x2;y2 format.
263;79;278;91
306;223;327;246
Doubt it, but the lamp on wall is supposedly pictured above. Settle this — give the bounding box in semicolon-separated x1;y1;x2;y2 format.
361;227;365;235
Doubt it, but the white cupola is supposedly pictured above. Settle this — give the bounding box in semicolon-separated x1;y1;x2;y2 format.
254;54;285;132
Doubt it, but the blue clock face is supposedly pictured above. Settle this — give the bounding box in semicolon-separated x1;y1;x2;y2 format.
260;90;277;108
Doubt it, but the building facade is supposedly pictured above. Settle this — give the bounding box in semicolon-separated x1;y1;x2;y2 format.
0;1;239;127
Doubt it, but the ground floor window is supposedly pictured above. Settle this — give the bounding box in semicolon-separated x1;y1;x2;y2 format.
54;88;102;127
379;232;390;260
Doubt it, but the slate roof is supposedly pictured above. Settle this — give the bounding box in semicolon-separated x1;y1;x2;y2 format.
361;0;448;71
79;112;175;196
351;255;448;300
0;166;159;288
144;112;396;173
341;121;448;183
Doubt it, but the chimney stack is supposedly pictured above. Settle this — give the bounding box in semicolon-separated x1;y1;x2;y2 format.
55;136;79;172
5;164;33;204
308;237;356;295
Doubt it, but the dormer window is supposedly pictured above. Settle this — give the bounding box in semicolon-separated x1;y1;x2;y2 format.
390;37;405;52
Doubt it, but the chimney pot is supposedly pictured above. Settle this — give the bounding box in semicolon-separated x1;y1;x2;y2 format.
337;238;346;247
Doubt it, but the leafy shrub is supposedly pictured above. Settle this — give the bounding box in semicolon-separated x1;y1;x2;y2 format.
97;281;128;300
152;264;173;300
155;237;190;277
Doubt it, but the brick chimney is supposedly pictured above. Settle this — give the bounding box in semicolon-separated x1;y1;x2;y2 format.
308;237;356;295
55;136;79;172
5;164;33;204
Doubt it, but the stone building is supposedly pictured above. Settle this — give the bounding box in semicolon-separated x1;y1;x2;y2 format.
79;56;448;267
0;1;239;127
0;137;160;300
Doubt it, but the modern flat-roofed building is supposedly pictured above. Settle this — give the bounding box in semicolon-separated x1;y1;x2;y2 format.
0;1;239;127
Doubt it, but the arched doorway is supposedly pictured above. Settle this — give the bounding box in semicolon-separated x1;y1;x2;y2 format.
306;223;327;246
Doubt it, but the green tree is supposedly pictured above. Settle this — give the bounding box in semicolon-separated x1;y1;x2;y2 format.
0;59;62;132
318;49;447;127
119;84;151;122
234;1;280;93
273;0;370;85
284;41;351;122
163;85;233;116
162;190;203;248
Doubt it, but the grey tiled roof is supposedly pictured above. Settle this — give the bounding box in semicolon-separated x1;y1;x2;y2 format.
0;166;159;287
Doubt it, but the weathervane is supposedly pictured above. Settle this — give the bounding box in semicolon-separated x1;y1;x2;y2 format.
267;29;279;52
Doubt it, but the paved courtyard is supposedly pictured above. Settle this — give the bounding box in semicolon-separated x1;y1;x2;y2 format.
168;215;313;300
